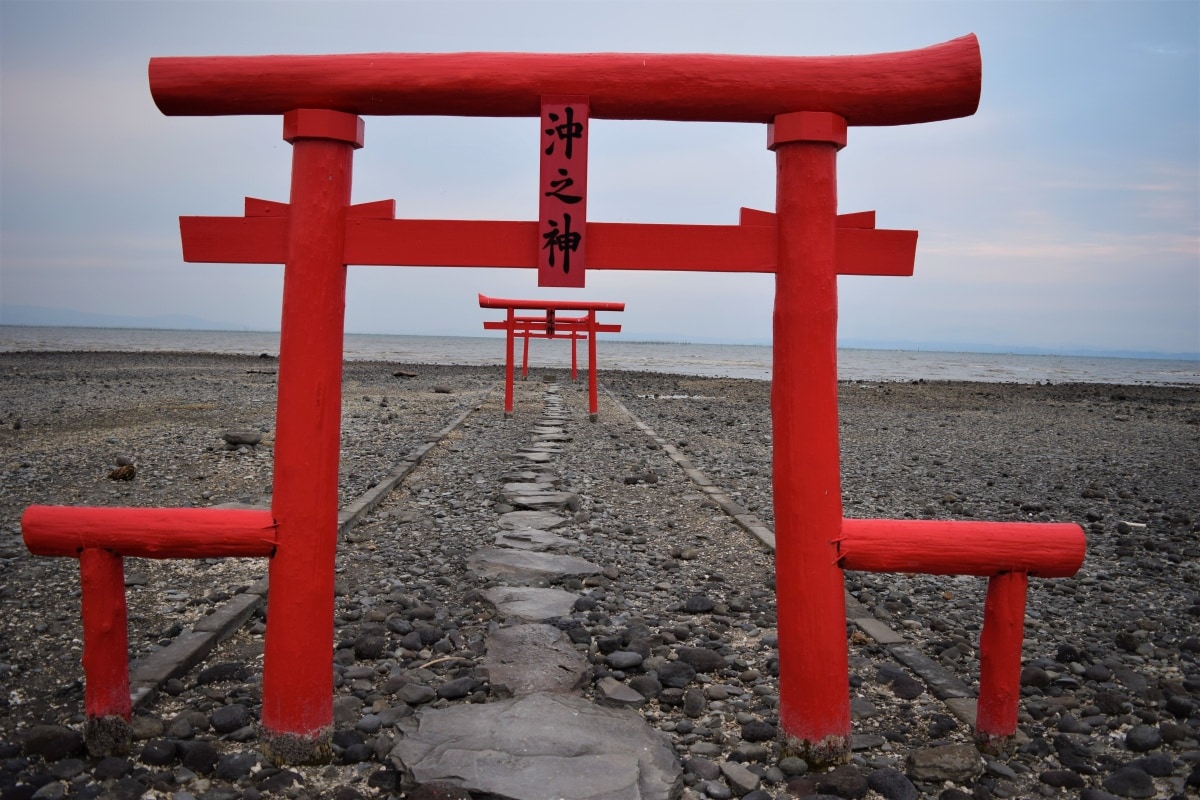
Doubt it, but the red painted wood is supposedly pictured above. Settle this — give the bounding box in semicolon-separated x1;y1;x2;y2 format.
184;216;912;275
22;506;277;558
504;308;515;415
483;321;620;334
246;197;289;217
837;519;1086;577
521;332;530;379
769;112;850;757
479;294;625;312
149;36;980;126
282;109;364;147
261;110;359;742
976;572;1029;739
587;310;599;418
79;549;131;721
539;97;588;287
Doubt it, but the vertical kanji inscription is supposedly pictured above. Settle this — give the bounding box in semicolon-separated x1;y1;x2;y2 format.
538;96;589;287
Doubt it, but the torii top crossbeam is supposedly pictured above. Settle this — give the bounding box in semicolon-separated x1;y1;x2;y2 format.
149;36;980;125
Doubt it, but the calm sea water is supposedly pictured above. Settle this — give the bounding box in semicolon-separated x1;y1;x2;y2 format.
1;326;1196;386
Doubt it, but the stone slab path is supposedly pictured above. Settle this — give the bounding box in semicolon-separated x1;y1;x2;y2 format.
388;385;683;799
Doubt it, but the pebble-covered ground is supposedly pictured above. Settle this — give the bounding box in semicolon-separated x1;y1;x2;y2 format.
0;352;1197;800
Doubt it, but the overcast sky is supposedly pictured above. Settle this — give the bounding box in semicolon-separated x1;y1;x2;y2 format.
1;1;1197;355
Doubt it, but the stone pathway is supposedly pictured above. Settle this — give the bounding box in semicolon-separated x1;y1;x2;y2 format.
388;385;683;800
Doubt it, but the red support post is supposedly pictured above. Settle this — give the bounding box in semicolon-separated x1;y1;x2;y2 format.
586;309;599;421
977;571;1030;747
521;330;531;380
79;548;131;728
570;333;579;381
261;109;362;763
769;111;851;763
504;308;516;417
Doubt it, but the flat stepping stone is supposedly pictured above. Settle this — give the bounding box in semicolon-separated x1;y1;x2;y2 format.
479;586;579;621
484;624;590;696
495;528;574;551
516;452;553;463
468;548;600;582
498;510;567;530
390;693;681;800
502;490;579;511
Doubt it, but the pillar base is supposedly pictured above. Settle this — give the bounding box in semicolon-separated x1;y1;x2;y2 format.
261;727;333;766
589;413;598;423
784;732;850;768
85;715;132;758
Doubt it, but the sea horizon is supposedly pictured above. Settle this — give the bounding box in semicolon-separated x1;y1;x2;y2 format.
1;324;1198;386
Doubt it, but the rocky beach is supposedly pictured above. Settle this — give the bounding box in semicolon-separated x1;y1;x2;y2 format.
1;350;1197;800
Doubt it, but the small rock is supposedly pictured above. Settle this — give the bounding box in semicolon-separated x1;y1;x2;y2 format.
866;766;918;800
1101;765;1155;798
1124;724;1162;752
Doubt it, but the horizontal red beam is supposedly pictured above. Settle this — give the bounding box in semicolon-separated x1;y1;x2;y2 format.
837;518;1086;578
478;294;625;312
180;217;914;276
483;321;621;333
149;36;980;127
23;506;277;559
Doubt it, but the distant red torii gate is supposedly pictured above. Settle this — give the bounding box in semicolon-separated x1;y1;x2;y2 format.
479;294;623;420
19;35;1087;766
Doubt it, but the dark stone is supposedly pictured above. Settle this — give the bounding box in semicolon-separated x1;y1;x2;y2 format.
367;767;401;790
215;751;259;780
1080;790;1122;800
606;651;644;670
676;646;725;673
1020;665;1052;687
682;594;714;613
740;720;777;742
210;703;249;734
333;788;366;800
342;743;375;763
866;766;918;800
1124;724;1162;752
816;764;868;798
93;755;131;779
138;738;177;766
354;635;387;660
628;674;663;699
196;662;251;685
1129;753;1173;777
1039;769;1084;788
178;740;219;774
257;769;303;792
22;725;85;761
658;660;696;688
683;687;706;718
436;677;475;700
685;757;721;780
1101;766;1155;799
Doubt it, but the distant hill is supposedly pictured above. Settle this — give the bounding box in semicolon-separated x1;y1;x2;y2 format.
0;304;249;331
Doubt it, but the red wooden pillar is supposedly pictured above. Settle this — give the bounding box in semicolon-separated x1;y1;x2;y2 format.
521;329;531;379
261;109;362;763
570;333;579;381
504;308;516;418
977;571;1029;746
769;111;851;763
79;549;131;714
586;309;599;421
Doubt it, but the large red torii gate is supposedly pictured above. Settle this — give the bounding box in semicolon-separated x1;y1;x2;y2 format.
19;35;1087;766
478;294;624;420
